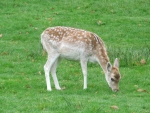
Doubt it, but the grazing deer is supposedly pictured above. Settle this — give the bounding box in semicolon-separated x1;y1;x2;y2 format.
41;26;121;92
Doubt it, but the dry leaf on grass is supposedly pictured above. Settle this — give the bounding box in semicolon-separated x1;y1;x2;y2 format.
61;86;66;90
97;20;105;26
137;88;148;93
48;18;53;21
110;105;119;110
38;71;41;75
0;34;2;38
140;59;146;65
26;85;31;89
134;85;138;88
113;94;116;97
34;27;38;30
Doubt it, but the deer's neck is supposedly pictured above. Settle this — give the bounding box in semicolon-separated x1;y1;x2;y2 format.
98;58;110;74
96;46;110;74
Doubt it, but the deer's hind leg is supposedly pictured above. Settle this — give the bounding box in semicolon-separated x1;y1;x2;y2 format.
80;59;88;89
51;58;62;90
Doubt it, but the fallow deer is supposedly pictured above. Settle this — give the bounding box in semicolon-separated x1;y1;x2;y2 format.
41;26;121;92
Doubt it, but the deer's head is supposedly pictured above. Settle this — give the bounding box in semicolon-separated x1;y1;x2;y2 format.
105;58;121;92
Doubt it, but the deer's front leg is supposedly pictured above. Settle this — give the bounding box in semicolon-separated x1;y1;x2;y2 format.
80;59;88;89
44;54;59;91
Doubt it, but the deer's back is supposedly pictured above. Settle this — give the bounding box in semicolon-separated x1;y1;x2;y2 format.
41;26;105;61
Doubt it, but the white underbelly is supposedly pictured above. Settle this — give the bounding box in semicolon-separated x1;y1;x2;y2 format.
58;48;97;63
59;47;81;60
57;42;97;62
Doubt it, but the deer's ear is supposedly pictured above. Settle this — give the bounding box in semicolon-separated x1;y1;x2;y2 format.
114;58;119;69
106;62;112;72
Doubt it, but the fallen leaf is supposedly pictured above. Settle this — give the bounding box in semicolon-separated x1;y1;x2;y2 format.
32;59;35;62
140;59;146;65
34;27;38;30
19;32;22;34
26;85;31;89
110;10;114;13
51;7;54;10
0;34;2;38
113;94;116;97
30;24;33;27
134;85;138;88
137;88;148;93
110;105;119;110
95;91;98;94
48;18;53;21
54;12;58;15
138;24;142;26
77;7;80;9
97;20;102;25
97;20;105;26
61;86;66;90
1;52;9;55
38;71;41;75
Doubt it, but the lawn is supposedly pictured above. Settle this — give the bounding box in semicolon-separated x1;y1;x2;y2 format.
0;0;150;113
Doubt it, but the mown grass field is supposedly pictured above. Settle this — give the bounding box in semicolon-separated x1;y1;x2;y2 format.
0;0;150;113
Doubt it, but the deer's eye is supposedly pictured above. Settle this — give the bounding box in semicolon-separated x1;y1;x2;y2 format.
111;78;115;81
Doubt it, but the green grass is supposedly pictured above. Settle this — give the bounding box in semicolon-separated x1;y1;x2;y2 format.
0;0;150;112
